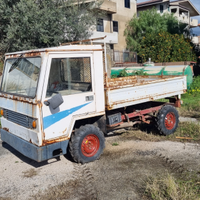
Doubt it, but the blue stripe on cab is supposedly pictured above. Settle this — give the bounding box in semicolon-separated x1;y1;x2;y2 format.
43;102;90;129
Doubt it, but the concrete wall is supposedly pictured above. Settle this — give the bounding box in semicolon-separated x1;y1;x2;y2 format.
112;0;137;51
91;0;137;52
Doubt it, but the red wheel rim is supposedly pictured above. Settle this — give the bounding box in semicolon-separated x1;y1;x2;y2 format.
81;134;100;157
165;112;176;130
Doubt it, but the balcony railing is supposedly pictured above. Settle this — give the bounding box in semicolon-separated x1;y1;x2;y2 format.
190;18;198;27
89;31;118;44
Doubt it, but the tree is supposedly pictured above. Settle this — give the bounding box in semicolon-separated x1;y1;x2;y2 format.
138;31;196;63
124;8;190;53
0;0;103;54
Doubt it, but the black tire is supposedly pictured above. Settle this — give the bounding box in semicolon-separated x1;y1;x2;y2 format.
156;105;179;135
69;125;105;164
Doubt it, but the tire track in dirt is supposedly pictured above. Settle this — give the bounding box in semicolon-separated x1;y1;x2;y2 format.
156;152;186;174
72;163;98;200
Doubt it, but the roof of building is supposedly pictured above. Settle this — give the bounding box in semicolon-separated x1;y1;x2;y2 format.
137;0;200;16
170;0;200;16
137;0;163;7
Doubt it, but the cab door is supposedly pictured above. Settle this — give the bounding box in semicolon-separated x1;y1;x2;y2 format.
42;53;96;141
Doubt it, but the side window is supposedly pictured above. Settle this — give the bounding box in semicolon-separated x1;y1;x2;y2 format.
125;0;130;8
113;21;118;32
46;57;92;97
160;5;163;13
97;19;104;32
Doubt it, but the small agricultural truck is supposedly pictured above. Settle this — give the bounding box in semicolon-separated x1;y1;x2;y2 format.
0;44;187;163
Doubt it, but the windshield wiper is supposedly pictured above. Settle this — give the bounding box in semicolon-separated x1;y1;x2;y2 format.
9;54;24;73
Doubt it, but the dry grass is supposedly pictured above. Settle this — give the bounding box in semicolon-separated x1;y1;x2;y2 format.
0;198;12;200
168;122;200;142
22;169;38;178
178;108;200;120
145;172;200;200
33;179;79;200
112;121;200;144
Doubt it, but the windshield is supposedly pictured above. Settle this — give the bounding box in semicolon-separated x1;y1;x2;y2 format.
1;57;41;98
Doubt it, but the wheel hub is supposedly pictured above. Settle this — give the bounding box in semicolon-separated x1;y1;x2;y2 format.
165;112;176;130
81;134;100;157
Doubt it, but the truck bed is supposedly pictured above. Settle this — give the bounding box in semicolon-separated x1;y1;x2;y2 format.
105;75;187;110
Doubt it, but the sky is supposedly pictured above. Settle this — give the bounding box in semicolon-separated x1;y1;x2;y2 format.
137;0;200;35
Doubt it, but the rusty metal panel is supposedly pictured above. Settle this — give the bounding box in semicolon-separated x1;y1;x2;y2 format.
105;76;187;110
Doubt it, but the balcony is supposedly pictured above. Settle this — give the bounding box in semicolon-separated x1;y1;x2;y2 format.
190;18;198;27
178;14;189;24
99;0;117;14
89;31;118;44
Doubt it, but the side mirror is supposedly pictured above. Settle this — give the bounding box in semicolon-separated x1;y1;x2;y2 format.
44;93;64;109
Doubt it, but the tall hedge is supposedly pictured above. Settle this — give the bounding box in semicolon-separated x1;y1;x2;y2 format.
138;31;196;63
124;8;196;63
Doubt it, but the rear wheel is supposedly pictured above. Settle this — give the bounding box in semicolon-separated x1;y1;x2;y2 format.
156;105;179;135
69;125;105;163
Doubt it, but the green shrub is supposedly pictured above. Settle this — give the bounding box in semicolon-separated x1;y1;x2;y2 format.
111;69;148;78
0;60;3;73
138;31;196;63
181;76;200;112
118;69;129;77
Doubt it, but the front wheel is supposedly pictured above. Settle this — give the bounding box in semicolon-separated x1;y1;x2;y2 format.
69;125;105;163
156;105;179;135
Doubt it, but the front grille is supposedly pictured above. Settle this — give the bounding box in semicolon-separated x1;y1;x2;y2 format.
3;109;36;129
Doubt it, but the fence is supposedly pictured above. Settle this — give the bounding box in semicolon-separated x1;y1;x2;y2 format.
114;51;137;63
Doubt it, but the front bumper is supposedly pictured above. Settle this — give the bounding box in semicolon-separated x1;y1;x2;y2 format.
1;129;69;162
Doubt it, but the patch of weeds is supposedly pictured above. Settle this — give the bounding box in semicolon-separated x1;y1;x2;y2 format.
111;74;118;78
23;169;38;178
131;70;148;76
112;142;119;146
144;172;200;200
181;75;200;113
167;122;200;142
178;108;200;120
118;68;129;77
111;68;148;78
0;59;3;73
15;161;19;163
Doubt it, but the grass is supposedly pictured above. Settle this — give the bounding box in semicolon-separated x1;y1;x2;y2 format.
181;76;200;113
145;172;200;200
166;122;200;142
112;142;119;146
0;59;3;73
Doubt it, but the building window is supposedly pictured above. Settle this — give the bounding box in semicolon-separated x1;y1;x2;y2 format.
125;0;130;8
113;21;118;32
160;5;163;13
97;19;104;32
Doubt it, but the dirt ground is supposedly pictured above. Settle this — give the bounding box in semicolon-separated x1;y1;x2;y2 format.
0;127;200;200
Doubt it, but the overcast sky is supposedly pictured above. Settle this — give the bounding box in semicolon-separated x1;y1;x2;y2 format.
137;0;200;35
